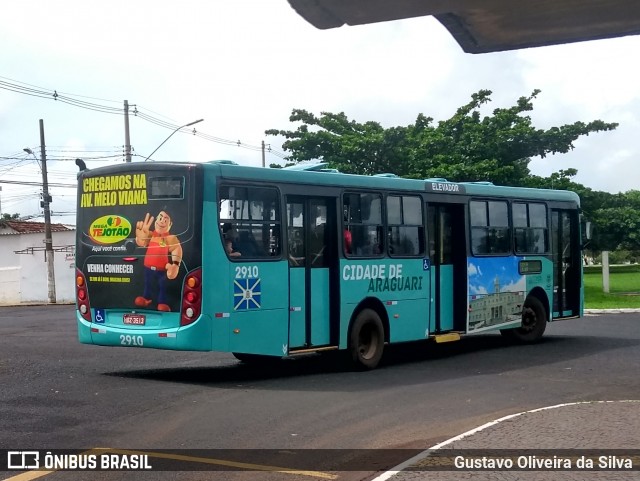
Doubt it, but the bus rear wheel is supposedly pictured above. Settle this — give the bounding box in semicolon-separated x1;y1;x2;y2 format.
502;296;547;343
349;308;385;370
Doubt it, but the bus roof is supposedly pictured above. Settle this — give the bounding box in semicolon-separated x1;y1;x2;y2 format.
207;160;581;205
78;160;580;205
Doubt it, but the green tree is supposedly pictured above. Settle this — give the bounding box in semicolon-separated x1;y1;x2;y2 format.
267;90;630;251
266;89;618;186
592;191;640;251
524;169;608;219
526;171;639;253
266;110;413;176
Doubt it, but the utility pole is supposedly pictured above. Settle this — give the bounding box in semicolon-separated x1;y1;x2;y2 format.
261;140;266;168
39;119;56;303
124;100;132;162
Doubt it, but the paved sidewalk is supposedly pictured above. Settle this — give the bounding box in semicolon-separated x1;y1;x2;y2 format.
378;401;640;481
585;309;640;314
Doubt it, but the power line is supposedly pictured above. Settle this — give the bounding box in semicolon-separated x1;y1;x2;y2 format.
0;153;126;163
0;179;77;188
0;158;32;175
0;79;122;115
1;75;290;159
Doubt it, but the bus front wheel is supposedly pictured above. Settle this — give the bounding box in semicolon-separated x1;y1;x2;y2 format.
502;296;547;342
349;308;385;370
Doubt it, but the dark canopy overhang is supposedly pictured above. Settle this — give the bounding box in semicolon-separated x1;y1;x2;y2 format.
288;0;640;53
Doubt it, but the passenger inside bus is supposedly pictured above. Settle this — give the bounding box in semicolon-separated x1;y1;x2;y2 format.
222;223;241;257
225;238;241;257
235;230;263;257
343;228;352;254
222;222;236;238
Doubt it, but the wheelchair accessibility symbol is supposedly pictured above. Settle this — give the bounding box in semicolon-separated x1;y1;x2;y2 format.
94;309;106;323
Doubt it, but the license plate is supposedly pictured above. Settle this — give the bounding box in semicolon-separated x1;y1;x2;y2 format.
123;314;146;325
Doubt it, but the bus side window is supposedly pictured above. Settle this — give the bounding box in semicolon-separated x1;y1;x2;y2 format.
470;200;510;255
387;195;423;257
219;185;282;259
513;202;548;254
343;192;383;258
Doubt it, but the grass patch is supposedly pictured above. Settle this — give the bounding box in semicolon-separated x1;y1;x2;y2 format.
584;264;640;309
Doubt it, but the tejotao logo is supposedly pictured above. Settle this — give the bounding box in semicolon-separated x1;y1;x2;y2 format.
89;215;132;245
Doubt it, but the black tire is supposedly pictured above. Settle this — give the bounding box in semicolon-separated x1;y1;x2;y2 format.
501;296;547;343
348;308;385;370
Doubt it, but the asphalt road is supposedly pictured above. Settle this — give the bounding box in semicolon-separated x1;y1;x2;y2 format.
1;305;639;480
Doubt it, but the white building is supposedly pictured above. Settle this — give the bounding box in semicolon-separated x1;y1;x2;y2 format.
468;276;524;331
0;220;76;305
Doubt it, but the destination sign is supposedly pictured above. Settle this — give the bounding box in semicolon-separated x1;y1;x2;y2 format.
425;181;465;193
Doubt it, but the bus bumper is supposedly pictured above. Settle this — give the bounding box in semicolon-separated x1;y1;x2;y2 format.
76;311;213;351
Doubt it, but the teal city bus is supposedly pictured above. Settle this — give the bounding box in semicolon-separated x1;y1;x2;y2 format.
75;160;584;369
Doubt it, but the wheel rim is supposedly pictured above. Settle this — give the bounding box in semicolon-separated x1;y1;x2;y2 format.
358;322;379;360
521;306;537;332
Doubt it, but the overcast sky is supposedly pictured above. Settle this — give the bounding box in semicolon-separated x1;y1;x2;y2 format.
1;1;639;223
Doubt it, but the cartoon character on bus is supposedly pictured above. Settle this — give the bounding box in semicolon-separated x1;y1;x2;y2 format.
134;209;182;311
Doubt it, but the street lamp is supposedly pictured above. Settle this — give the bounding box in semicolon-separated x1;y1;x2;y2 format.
24;145;53;234
23;147;40;168
144;119;204;161
23;148;50;208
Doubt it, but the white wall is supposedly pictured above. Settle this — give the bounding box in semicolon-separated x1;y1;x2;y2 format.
0;230;76;305
0;235;20;268
0;267;21;304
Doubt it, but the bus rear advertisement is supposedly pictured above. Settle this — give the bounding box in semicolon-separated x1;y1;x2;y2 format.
75;160;584;369
76;163;206;348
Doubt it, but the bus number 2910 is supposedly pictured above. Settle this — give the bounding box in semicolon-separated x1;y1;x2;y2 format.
120;335;143;346
235;266;259;278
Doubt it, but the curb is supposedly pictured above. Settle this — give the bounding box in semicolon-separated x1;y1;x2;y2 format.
0;302;75;308
584;308;640;314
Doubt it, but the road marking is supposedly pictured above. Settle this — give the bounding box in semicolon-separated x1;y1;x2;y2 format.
1;447;337;481
1;470;56;481
370;400;640;481
92;448;337;479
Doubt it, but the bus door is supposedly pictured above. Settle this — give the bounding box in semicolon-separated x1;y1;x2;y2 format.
427;203;467;333
551;209;580;318
286;196;338;349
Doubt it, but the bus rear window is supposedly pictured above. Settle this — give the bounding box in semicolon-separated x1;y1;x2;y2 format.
149;177;184;199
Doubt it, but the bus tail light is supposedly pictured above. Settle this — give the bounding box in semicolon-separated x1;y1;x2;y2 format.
181;268;202;326
76;268;92;322
186;292;198;303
